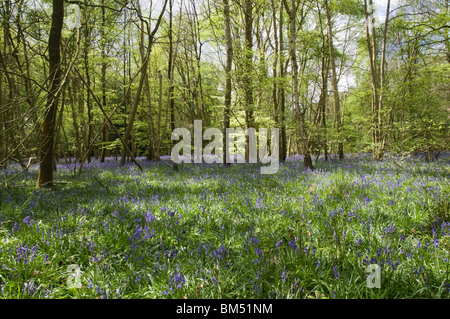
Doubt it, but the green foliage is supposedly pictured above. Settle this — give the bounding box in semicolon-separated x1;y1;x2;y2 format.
1;154;449;298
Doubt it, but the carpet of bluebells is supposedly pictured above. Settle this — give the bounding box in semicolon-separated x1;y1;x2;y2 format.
0;153;449;299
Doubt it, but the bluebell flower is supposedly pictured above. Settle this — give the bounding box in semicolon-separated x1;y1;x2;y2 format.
289;239;296;251
145;211;156;223
23;216;33;227
433;239;439;248
249;236;260;245
377;248;382;257
281;267;287;282
414;266;424;275
333;265;339;279
211;276;218;286
363;196;372;203
170;270;186;289
276;240;282;251
293;278;299;291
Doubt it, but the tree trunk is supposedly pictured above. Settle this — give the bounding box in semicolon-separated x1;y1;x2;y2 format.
68;82;81;161
378;0;391;156
324;0;343;160
283;0;313;170
364;0;390;161
279;0;287;162
243;0;255;163
446;0;450;63
155;71;163;161
0;60;4;169
223;0;233;165
37;0;64;187
100;0;110;163
168;0;178;170
84;2;93;163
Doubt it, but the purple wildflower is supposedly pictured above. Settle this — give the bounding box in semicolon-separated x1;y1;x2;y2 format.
289;238;297;251
333;265;339;279
249;236;260;245
281;267;287;282
23;216;33;227
276;240;282;251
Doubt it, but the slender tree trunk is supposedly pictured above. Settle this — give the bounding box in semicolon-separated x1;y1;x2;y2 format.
53;86;66;171
0;60;4;169
271;0;281;162
364;0;390;161
168;0;175;133
120;10;148;165
145;73;155;161
223;0;233;165
279;0;287;162
364;0;380;161
283;0;313;170
155;71;163;161
37;0;64;187
316;0;329;161
17;4;39;149
324;0;343;160
190;1;206;124
84;2;93;163
446;0;449;63
2;0;26;169
168;0;178;170
143;7;156;161
100;0;109;162
244;0;255;163
69;82;81;161
319;45;329;162
378;0;391;155
77;73;88;162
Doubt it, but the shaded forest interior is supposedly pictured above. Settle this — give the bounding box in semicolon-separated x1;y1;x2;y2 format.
0;0;448;186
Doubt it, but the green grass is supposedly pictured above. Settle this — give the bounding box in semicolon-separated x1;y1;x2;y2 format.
0;153;449;299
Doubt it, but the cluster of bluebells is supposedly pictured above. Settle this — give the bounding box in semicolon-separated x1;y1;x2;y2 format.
0;153;449;298
169;266;186;290
13;243;39;266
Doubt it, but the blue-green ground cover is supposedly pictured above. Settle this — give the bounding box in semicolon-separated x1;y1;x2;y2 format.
0;153;449;298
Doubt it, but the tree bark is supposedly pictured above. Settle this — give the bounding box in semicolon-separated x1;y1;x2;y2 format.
364;0;390;161
37;0;64;187
223;0;233;165
168;0;178;170
0;56;3;169
100;0;110;163
68;81;81;161
324;0;343;160
283;0;313;170
243;0;255;163
84;1;93;163
278;0;287;162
